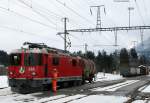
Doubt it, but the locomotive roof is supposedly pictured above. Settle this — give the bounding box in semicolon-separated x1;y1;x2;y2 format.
10;48;73;56
10;48;48;54
10;42;90;59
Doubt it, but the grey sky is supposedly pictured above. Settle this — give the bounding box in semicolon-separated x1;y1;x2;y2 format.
0;0;149;53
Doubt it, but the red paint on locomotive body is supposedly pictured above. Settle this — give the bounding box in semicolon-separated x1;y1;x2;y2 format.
8;43;96;93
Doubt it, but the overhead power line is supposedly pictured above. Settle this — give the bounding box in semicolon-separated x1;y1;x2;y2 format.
0;6;56;30
93;44;119;47
31;1;62;19
134;0;145;25
54;0;95;26
0;25;58;42
18;0;57;26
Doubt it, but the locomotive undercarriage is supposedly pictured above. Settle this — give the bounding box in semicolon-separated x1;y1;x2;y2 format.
9;79;44;93
9;77;84;94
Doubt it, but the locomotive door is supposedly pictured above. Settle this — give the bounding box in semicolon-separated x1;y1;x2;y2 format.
47;55;59;77
51;55;59;76
44;54;48;77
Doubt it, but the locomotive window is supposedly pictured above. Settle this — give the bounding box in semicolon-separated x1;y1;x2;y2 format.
79;60;83;67
10;54;21;66
72;59;77;67
24;53;42;66
52;57;59;66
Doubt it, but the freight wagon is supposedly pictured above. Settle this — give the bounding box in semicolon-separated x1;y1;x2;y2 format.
120;65;148;77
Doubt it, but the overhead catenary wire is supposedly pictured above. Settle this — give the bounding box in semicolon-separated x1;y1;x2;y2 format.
25;0;63;19
142;0;148;21
15;0;65;30
134;0;146;25
69;0;96;25
44;0;84;30
0;25;60;42
15;0;89;32
54;0;95;26
18;0;57;27
0;6;57;30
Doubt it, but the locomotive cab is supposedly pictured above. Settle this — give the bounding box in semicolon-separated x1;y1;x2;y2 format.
9;52;44;78
8;49;48;93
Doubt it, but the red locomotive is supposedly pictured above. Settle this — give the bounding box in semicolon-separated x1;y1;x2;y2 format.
8;42;96;93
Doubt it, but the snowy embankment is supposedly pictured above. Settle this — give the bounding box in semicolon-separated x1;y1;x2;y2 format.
95;72;123;82
0;76;8;88
140;85;150;93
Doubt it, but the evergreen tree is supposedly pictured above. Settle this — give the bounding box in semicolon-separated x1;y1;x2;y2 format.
130;48;138;59
95;51;102;72
120;48;129;65
0;50;9;66
129;48;138;67
85;51;95;60
139;55;147;65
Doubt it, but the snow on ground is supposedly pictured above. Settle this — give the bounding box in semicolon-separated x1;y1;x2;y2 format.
43;95;85;103
69;95;129;103
132;100;147;103
0;93;130;103
92;80;139;92
0;87;12;96
95;72;123;82
141;84;150;93
0;76;8;88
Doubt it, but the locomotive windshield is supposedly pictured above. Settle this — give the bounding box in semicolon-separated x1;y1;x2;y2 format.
10;53;42;66
10;53;21;66
24;53;42;66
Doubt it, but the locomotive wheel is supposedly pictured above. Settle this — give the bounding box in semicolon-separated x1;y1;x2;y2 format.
11;86;30;94
59;82;69;88
73;81;78;86
82;77;85;84
11;87;19;93
77;80;82;86
42;84;52;91
19;84;31;94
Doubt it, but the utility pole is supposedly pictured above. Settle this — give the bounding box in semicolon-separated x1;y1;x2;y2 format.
140;29;144;50
63;17;68;51
128;7;134;27
131;41;137;48
85;43;88;54
114;30;118;47
57;17;69;52
90;5;106;29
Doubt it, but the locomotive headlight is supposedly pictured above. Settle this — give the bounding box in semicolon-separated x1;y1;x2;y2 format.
10;72;13;75
32;72;36;76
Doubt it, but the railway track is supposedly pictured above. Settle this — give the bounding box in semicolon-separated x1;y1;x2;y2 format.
39;80;138;103
0;79;145;103
91;80;139;92
125;81;150;103
0;87;9;89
